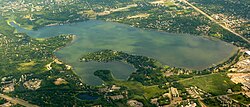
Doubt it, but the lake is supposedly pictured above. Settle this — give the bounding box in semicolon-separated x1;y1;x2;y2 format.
76;93;99;101
11;20;238;85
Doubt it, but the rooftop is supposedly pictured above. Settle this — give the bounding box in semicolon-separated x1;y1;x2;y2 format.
246;51;250;55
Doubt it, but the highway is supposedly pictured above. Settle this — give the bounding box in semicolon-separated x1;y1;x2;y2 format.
181;0;250;44
0;94;39;107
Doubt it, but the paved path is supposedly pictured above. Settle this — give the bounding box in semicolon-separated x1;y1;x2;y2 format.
0;94;39;107
181;0;250;44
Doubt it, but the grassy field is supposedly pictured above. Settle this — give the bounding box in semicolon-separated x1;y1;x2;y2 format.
113;81;166;99
164;1;175;6
180;73;235;95
18;61;36;71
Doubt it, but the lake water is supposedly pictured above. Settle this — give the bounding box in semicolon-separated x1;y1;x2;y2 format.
11;20;237;85
76;93;99;101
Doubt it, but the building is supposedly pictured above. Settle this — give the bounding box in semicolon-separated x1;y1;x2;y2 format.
245;51;250;56
108;95;124;100
170;87;179;98
127;100;143;107
23;79;42;90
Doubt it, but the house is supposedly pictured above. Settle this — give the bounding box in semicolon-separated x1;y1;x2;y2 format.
108;95;124;100
245;51;250;56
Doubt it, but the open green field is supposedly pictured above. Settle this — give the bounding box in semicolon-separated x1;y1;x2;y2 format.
180;73;235;95
113;81;166;99
164;1;175;6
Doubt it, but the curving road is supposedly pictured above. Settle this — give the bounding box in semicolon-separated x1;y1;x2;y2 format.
0;94;39;107
181;0;250;44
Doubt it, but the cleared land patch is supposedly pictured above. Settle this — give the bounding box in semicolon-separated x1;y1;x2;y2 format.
180;73;236;95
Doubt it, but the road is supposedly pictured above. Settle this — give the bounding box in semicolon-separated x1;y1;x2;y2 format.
0;94;39;107
208;91;243;99
198;99;207;107
180;91;245;107
181;0;250;44
204;91;249;106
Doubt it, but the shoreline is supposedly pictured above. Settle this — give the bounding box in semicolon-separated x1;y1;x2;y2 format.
204;48;242;72
10;19;244;85
14;20;239;71
9;19;237;44
51;34;85;84
9;19;243;50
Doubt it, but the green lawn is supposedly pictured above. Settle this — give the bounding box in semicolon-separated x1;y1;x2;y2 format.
113;81;166;99
164;1;175;6
180;73;235;95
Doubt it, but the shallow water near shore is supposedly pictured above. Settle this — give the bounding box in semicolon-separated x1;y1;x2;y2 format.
12;20;238;85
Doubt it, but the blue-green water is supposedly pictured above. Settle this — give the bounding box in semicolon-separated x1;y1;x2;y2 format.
11;20;237;85
76;93;99;101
